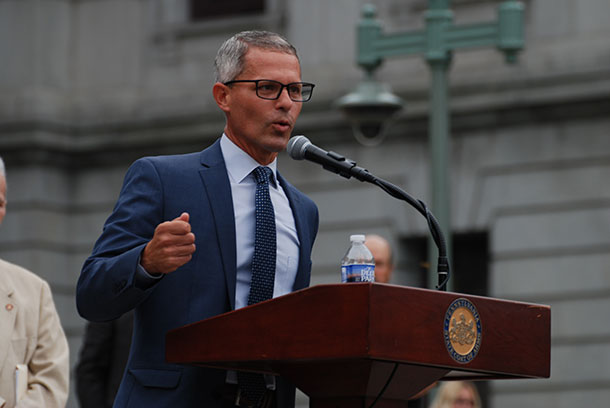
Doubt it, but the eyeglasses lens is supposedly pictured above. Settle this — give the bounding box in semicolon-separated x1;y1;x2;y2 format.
256;81;312;102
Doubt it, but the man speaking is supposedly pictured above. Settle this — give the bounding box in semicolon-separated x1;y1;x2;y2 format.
77;31;319;408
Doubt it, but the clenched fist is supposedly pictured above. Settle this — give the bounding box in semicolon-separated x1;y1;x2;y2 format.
140;212;196;275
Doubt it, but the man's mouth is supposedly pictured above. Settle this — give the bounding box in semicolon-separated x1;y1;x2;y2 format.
272;119;292;132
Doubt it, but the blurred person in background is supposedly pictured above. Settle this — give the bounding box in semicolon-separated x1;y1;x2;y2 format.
365;234;394;283
429;381;481;408
75;310;134;408
0;156;70;408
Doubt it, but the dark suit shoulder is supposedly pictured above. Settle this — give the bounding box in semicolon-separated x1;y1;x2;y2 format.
134;151;202;172
132;139;223;175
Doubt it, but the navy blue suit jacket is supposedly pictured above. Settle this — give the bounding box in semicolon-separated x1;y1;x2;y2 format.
76;139;319;407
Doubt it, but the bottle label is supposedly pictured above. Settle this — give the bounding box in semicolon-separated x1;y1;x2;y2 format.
341;264;375;283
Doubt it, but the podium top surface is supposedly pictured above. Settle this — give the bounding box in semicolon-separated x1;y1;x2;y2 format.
166;283;550;380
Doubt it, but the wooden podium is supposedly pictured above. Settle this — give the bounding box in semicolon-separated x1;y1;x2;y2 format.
166;283;550;407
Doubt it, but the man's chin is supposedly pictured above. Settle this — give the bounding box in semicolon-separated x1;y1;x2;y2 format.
266;132;291;152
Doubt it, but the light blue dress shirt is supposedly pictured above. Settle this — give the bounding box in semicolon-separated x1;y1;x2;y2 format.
219;134;300;310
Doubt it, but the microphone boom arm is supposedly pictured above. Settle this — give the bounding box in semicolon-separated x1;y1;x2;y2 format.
370;177;450;291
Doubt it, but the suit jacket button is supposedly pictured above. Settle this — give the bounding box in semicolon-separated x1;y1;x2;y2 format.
5;303;14;311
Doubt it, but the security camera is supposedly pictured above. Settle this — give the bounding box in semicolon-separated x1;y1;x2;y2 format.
334;78;404;146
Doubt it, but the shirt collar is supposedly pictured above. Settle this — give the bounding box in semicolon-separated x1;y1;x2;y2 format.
220;134;278;187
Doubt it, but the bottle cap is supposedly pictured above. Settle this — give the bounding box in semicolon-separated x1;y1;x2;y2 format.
350;234;366;242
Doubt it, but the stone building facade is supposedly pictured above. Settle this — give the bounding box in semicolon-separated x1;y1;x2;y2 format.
1;1;609;407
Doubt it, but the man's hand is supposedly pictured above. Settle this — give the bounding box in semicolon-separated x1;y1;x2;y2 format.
140;212;196;275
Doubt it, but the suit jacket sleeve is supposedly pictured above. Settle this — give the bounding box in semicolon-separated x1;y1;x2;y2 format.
77;158;165;321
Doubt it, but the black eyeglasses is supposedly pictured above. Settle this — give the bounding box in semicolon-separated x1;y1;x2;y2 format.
223;79;315;102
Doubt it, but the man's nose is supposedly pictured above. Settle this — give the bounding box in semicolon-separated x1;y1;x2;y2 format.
275;87;294;107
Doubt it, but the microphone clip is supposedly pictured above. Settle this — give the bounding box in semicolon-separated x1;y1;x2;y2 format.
324;151;356;179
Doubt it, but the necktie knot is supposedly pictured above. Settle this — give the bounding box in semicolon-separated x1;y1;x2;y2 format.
253;166;273;186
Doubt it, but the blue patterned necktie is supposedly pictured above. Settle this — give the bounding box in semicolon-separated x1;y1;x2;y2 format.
238;166;277;406
248;166;277;305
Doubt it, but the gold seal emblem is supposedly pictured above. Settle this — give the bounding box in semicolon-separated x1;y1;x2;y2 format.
443;298;482;363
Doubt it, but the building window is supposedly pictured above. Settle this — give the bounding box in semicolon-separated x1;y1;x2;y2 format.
400;231;489;295
190;0;265;21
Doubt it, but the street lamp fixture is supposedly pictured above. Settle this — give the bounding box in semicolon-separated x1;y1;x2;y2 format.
333;72;404;146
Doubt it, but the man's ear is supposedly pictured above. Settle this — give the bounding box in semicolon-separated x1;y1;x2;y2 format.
213;82;231;112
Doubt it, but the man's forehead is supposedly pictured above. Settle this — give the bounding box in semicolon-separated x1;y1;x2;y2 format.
243;47;299;66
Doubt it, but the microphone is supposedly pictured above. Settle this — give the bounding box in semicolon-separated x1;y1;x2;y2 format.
286;135;375;182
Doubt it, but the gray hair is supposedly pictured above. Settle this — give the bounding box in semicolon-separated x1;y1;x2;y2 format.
0;156;5;177
214;30;299;83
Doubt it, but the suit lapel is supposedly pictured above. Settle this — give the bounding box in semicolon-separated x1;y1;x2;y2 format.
199;141;238;310
278;174;310;291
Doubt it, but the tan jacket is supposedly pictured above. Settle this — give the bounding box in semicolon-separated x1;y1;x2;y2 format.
0;258;69;408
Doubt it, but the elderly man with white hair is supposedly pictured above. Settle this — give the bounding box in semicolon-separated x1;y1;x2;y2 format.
0;156;70;408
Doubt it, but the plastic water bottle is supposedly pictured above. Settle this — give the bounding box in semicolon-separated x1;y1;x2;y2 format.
341;234;375;283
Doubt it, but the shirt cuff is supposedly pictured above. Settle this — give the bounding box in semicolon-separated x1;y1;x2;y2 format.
135;258;163;289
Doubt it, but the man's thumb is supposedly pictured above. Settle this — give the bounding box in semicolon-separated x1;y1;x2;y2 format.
174;212;189;223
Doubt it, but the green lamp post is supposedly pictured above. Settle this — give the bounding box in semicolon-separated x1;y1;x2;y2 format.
336;1;524;289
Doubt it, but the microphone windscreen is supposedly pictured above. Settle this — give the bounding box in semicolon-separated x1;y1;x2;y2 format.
286;135;310;160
